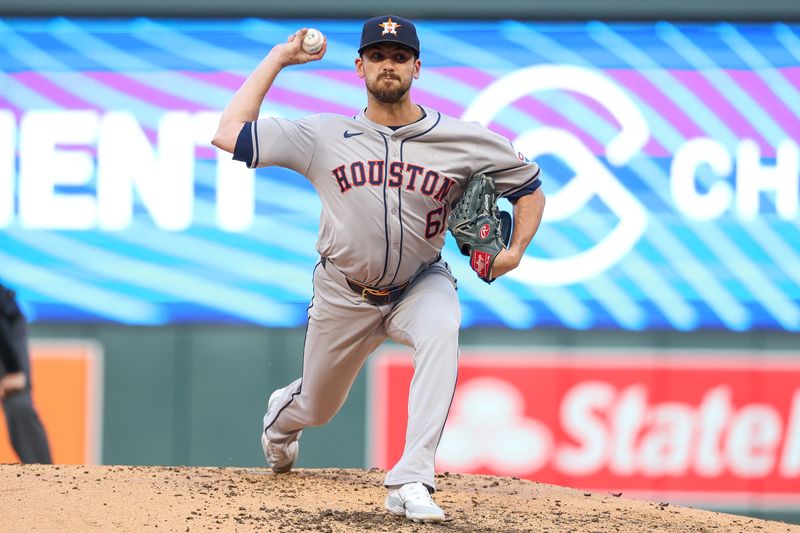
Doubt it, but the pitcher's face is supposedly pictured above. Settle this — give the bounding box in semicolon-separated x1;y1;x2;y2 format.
357;43;420;104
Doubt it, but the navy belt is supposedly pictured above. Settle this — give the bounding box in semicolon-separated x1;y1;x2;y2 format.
345;278;409;305
320;257;410;305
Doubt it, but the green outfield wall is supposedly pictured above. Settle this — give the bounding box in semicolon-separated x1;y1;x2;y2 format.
29;324;798;468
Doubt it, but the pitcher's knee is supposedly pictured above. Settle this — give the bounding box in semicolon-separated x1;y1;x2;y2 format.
414;313;460;344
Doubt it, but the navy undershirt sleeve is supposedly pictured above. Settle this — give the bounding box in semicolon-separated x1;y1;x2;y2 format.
506;176;542;204
232;122;254;166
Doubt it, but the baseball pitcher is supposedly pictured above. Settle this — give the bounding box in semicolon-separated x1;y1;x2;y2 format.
212;15;546;523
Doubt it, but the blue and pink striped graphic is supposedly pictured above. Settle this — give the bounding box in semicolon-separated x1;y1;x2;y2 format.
1;19;798;330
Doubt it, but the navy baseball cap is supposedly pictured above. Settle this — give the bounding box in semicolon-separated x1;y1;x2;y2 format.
358;15;420;56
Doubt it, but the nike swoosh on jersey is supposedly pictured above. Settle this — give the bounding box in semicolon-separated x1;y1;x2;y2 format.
343;130;364;138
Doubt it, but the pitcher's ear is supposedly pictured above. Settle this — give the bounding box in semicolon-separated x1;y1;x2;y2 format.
355;57;365;79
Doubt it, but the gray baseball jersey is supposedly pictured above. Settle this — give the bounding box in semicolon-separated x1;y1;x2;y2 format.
236;105;541;285
236;105;541;490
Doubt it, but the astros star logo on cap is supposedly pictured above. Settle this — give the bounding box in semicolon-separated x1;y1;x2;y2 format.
379;17;401;36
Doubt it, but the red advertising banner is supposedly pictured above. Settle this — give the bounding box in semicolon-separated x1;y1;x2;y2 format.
370;351;800;505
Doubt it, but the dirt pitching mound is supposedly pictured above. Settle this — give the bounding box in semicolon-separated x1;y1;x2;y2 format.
1;464;797;532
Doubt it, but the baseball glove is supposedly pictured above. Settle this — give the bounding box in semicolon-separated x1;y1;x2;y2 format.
447;174;512;283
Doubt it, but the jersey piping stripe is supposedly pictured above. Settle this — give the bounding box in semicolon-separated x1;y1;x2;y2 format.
399;111;442;158
376;133;391;285
389;184;404;286
489;164;531;175
433;352;459;471
264;260;321;434
499;166;541;198
390;112;442;286
252;120;260;168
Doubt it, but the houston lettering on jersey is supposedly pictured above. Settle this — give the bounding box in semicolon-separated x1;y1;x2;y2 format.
331;161;456;202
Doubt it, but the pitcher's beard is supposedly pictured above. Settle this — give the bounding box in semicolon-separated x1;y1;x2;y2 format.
367;76;411;104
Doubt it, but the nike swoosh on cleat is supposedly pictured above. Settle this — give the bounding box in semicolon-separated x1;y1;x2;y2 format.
344;130;364;138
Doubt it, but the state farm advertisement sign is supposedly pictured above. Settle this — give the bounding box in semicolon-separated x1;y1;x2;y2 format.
370;351;800;503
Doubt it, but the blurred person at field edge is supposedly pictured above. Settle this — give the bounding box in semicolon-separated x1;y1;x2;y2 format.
0;282;51;463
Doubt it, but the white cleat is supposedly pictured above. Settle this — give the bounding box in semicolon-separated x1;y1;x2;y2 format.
261;387;301;474
385;481;445;523
261;432;298;474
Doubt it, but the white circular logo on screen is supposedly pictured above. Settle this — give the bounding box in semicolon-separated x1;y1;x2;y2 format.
463;65;649;286
437;377;553;475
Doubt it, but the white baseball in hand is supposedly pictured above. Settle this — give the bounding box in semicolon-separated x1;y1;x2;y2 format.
302;28;325;54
